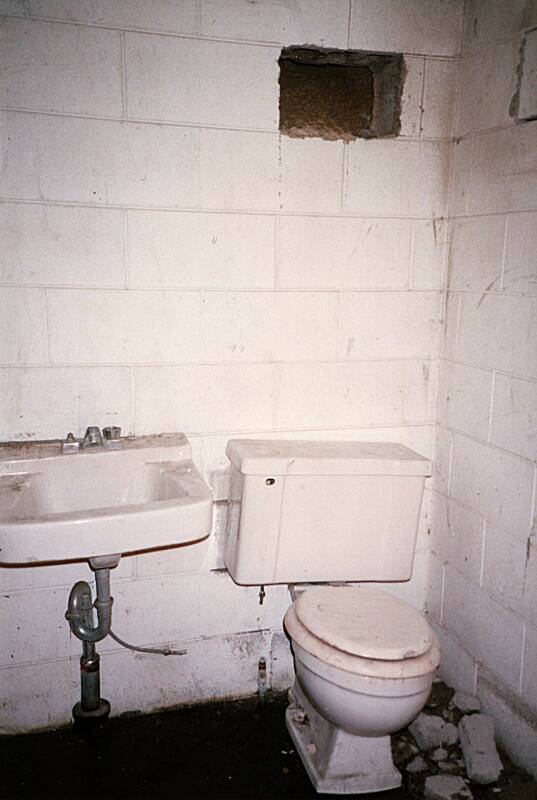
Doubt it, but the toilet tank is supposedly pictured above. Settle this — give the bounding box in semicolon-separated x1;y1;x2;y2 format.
224;440;432;586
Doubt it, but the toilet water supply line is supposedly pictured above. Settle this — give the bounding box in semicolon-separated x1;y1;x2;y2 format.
66;566;186;721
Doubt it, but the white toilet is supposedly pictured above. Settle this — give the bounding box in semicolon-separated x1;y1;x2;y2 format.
224;439;440;795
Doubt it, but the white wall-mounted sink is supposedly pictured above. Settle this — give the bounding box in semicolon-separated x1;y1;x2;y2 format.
0;433;212;564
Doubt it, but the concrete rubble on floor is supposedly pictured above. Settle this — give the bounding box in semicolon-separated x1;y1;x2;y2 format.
459;714;503;785
393;681;505;798
451;693;481;714
409;713;459;749
424;774;473;799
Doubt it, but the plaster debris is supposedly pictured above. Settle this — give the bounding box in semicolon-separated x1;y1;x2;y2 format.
424;774;474;800
407;756;429;773
451;692;481;714
459;714;503;785
409;713;459;750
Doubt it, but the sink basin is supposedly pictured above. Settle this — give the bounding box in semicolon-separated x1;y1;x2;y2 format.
0;433;212;564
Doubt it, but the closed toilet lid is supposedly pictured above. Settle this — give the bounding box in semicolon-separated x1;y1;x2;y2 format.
294;586;434;661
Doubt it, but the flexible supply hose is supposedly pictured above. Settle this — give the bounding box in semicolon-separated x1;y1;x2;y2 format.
108;630;187;657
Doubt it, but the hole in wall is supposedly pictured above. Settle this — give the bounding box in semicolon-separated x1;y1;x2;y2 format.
279;46;405;142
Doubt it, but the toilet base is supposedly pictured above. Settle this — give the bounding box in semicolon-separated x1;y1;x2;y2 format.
286;681;402;795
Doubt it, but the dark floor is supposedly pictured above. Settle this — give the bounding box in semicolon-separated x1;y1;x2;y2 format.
0;693;535;800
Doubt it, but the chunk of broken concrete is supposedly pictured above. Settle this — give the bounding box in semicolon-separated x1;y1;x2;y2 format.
459;714;502;785
431;747;449;761
409;713;459;750
406;755;428;773
424;775;473;800
452;692;481;714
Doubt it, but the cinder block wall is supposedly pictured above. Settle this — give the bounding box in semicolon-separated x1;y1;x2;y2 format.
0;0;460;732
429;0;537;778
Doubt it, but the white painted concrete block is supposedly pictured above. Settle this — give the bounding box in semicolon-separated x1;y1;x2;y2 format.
132;630;271;712
280;138;343;214
200;129;279;212
1;112;200;207
476;664;537;780
339;291;439;360
134;538;212;579
0;658;77;734
503;212;537;296
0;585;76;666
491;373;537;468
448;216;506;293
275;361;409;429
430;620;477;696
125;33;279;129
0;204;124;288
200;0;349;48
482;523;528;613
0;1;27;15
437;361;492;440
278;216;411;290
198;571;289;638
127;210;275;290
466;124;537;214
349;0;463;56
28;0;199;35
445;499;485;587
0;18;122;116
521;624;537;711
457;294;537;380
0;288;47;364
431;427;453;496
47;289;200;364
400;56;425;138
443;567;524;690
112;573;201;646
450;435;534;538
269;631;294;691
0;557;131;593
203;291;338;363
411;219;448;291
0;366;132;441
133;364;274;434
462;0;526;52
449;137;473;216
456;41;519;137
421;59;459;139
344;140;449;217
404;359;438;424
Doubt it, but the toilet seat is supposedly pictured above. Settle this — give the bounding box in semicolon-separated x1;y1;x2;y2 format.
294;586;434;660
284;586;440;680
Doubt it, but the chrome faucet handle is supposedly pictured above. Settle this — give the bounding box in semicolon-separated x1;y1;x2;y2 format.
102;426;121;441
62;432;80;453
82;426;103;448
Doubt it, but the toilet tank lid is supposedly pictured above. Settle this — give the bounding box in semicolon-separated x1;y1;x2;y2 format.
294;586;435;661
226;440;432;477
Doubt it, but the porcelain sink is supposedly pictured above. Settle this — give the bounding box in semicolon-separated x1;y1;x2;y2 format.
0;433;212;564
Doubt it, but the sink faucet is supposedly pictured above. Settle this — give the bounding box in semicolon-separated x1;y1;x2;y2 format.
83;426;104;448
62;426;122;453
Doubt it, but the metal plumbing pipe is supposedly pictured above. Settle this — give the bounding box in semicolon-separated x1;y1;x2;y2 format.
65;569;113;643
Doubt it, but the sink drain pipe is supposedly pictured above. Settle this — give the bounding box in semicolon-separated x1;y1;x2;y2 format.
66;558;188;726
65;566;114;726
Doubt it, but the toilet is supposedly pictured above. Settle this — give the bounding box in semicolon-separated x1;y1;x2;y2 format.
224;439;439;795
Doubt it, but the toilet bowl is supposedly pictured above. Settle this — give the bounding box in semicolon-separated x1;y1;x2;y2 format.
283;585;440;794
